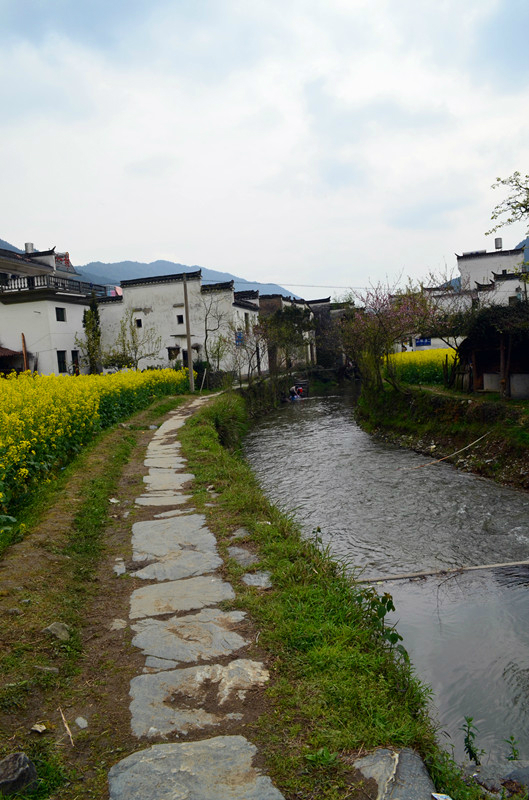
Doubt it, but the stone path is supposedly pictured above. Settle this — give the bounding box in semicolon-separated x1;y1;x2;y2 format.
106;396;439;800
107;397;285;800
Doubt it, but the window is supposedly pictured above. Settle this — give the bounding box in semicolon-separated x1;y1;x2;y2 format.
167;346;180;360
135;318;142;328
57;350;67;373
244;312;250;333
177;314;184;325
55;307;66;322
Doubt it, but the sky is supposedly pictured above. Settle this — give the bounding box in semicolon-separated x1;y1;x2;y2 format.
1;0;529;297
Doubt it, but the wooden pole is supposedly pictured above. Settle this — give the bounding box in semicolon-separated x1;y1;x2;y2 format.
183;274;195;392
358;558;529;585
21;333;28;371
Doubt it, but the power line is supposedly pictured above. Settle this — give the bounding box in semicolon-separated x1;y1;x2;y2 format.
200;278;365;290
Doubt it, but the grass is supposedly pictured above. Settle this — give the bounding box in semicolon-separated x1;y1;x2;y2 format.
179;391;495;799
0;388;505;798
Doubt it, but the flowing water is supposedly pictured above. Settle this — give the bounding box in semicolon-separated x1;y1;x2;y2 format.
244;387;529;761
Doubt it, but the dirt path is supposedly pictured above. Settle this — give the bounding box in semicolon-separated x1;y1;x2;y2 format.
0;396;282;799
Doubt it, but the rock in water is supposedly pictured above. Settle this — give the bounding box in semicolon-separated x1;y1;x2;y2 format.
0;752;38;795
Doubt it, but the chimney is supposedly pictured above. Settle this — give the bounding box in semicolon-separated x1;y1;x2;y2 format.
25;242;34;254
495;238;503;250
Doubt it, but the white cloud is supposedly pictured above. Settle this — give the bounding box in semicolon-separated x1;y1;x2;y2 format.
0;0;528;291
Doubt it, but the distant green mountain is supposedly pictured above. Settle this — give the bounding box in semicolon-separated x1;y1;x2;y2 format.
0;239;23;253
0;238;298;298
76;259;298;298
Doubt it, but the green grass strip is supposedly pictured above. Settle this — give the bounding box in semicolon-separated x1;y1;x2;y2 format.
179;393;490;799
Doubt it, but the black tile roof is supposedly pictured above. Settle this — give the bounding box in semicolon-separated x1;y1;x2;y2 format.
201;281;234;293
233;299;259;311
121;270;202;288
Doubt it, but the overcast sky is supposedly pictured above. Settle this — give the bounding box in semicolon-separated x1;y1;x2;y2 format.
1;0;529;296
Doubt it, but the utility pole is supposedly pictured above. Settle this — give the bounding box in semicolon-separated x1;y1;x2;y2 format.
183;273;195;392
21;333;28;371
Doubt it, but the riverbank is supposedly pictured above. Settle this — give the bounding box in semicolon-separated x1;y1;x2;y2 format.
0;389;514;799
356;384;529;491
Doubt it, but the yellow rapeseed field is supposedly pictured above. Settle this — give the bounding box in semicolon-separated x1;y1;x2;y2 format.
0;369;189;512
387;348;457;385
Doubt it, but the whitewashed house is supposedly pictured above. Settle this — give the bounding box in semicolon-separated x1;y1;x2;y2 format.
0;243;106;374
98;270;264;378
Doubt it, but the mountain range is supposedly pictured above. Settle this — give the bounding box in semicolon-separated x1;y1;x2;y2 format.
0;238;297;298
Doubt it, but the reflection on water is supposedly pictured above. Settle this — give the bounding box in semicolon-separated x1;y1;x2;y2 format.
244;389;529;760
390;569;529;761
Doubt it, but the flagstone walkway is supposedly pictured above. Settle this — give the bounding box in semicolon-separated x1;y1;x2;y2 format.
107;397;285;799
106;396;440;800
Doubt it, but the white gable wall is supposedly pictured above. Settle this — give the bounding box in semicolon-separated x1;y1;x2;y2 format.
458;250;524;288
0;298;87;374
98;277;263;376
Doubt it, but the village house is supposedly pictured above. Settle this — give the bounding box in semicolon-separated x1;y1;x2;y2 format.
0;243;106;374
98;270;264;379
457;240;527;307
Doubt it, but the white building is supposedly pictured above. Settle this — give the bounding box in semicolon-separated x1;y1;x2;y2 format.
98;270;264;378
0;243;106;374
457;243;526;307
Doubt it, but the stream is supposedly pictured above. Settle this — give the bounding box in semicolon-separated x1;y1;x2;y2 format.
244;387;529;762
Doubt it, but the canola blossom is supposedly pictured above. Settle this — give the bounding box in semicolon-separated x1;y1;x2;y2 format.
387;348;457;386
0;369;190;513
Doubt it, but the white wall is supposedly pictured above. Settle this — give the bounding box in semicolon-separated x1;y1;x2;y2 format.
458;250;524;288
0;298;88;374
98;276;263;377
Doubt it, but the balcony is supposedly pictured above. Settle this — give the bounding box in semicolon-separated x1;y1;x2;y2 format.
0;274;107;297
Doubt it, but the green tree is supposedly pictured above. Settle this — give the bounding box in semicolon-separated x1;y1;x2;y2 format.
260;305;314;374
76;292;102;374
487;171;529;235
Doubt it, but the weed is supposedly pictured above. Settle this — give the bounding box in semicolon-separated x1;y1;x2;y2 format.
504;734;520;761
460;716;485;766
304;747;339;768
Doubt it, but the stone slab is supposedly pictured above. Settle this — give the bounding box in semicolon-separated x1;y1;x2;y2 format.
131;608;248;663
153;509;194;518
135;494;191;507
386;748;435;799
129;660;269;736
132;550;222;581
143;471;194;491
144;456;186;469
152;417;186;435
146;443;181;456
353;748;435;800
228;547;259;568
242;571;272;589
230;527;250;540
130;577;234;620
108;736;285;800
144;656;178;671
131;515;216;560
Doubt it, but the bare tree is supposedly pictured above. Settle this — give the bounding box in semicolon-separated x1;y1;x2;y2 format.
200;291;231;370
103;309;162;370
